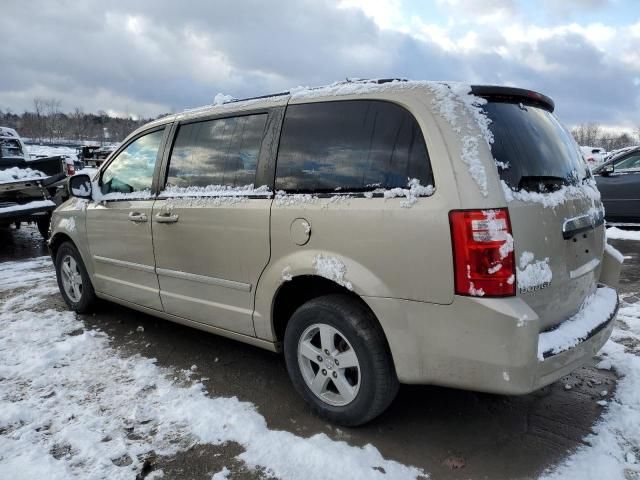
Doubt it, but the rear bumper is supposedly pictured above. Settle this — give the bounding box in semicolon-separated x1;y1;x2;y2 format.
364;289;618;394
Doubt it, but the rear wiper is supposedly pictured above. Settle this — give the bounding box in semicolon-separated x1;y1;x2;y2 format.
518;175;568;192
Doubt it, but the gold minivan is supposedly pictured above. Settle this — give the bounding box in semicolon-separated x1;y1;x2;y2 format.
51;80;622;425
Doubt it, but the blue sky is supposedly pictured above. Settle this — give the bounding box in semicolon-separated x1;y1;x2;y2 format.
0;0;638;131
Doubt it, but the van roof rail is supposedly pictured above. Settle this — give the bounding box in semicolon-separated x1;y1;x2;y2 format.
226;78;410;105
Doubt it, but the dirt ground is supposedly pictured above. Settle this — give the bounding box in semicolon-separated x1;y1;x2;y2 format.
1;224;637;479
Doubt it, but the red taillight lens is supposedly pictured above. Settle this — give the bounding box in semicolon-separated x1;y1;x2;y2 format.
449;209;515;297
66;163;75;176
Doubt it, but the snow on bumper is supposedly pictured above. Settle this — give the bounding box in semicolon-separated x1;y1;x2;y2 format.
538;286;619;361
364;287;619;394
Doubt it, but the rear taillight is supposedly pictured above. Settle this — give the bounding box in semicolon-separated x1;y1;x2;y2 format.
449;208;515;297
66;163;75;176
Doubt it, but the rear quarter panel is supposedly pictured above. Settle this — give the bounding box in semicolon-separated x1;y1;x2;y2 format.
254;88;468;341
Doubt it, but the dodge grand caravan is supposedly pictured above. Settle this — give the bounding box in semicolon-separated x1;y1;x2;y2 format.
50;79;622;426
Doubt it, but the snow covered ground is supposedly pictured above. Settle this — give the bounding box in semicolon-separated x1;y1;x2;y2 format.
0;258;423;480
0;249;639;479
607;227;640;241
25;144;78;162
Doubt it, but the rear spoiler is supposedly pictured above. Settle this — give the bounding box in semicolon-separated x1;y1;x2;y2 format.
470;85;555;112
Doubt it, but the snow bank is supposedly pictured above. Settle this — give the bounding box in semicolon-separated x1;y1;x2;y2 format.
540;297;640;480
0;167;46;184
538;286;617;360
607;227;640;241
0;199;55;214
0;258;422;480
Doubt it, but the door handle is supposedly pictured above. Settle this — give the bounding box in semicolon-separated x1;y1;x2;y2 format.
155;212;179;224
128;212;148;223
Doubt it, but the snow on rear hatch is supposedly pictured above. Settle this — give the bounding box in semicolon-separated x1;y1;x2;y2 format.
481;95;606;331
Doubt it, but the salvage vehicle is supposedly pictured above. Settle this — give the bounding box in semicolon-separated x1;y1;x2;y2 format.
594;145;640;225
49;80;622;425
0;127;68;238
77;145;114;168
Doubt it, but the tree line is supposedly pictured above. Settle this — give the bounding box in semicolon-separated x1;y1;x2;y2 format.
0;97;166;144
1;97;639;152
570;123;640;152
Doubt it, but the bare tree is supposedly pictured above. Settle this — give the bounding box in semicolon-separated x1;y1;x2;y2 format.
42;98;62;142
32;97;46;142
70;107;85;142
571;122;602;146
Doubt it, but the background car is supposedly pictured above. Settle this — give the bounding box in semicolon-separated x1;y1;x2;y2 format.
594;146;640;225
580;146;607;166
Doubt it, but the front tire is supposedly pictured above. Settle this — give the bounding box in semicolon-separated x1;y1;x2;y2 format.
284;294;399;426
55;242;96;313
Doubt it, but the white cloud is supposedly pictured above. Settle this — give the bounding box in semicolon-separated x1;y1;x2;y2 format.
0;0;638;130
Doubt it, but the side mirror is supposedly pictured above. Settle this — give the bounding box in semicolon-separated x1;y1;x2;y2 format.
601;164;615;176
68;174;93;199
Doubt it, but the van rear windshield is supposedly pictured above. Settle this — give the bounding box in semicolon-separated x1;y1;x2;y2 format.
482;101;588;192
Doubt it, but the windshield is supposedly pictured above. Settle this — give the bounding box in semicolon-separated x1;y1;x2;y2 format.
0;138;25;159
482;101;589;192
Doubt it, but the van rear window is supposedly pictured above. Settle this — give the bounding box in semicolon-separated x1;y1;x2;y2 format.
482;101;589;192
275;100;433;193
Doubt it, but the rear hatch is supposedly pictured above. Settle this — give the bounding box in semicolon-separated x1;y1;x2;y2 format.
477;88;605;331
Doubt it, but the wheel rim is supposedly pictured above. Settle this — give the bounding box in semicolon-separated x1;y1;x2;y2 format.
297;323;361;407
60;254;83;303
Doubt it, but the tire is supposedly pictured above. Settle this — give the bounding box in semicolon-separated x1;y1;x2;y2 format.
284;294;399;426
55;241;97;313
37;215;51;240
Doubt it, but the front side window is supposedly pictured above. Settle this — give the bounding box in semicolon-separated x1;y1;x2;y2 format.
275;100;433;193
166;114;267;189
101;129;164;195
614;154;640;172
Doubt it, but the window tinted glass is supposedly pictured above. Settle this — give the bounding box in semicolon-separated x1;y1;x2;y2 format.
275;101;433;192
614;154;640;171
0;138;24;159
483;101;588;192
167;114;267;189
101;129;164;195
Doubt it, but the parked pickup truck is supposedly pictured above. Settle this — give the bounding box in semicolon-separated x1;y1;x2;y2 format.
0;127;68;238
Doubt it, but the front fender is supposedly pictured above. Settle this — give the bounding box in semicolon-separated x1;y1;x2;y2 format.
49;198;93;276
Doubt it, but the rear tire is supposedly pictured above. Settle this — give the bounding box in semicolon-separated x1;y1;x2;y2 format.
55;241;96;313
284;294;398;426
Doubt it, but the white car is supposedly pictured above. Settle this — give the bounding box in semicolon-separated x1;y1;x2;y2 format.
580;146;607;166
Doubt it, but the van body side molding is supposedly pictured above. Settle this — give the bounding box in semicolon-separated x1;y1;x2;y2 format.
156;268;252;292
93;255;156;273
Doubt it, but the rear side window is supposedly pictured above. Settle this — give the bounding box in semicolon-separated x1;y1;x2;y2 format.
275;100;433;192
167;114;267;189
483;102;589;192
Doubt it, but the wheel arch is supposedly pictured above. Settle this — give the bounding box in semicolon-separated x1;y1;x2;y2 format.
269;275;395;369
